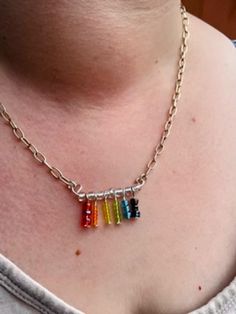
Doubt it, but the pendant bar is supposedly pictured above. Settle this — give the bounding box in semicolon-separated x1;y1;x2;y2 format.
75;181;145;202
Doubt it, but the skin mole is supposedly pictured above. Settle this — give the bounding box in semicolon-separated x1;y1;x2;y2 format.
75;249;81;256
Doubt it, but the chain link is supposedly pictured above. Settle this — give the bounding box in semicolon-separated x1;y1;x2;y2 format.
0;102;79;192
135;5;189;184
0;5;189;195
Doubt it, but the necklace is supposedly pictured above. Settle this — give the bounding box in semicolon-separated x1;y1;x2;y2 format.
0;5;189;229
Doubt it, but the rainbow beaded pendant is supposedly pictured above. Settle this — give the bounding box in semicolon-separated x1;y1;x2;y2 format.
79;190;141;229
77;180;144;229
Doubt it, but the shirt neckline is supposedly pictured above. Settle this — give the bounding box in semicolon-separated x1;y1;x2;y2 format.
1;253;236;314
0;253;85;314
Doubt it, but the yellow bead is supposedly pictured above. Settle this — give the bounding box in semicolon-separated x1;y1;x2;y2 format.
102;199;112;225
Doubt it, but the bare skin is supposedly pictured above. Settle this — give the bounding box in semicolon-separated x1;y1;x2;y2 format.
0;1;236;313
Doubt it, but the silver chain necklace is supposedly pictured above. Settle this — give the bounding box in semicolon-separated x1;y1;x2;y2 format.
0;5;189;229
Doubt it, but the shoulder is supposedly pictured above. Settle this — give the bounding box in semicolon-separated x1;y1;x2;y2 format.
179;14;236;200
183;14;236;124
187;13;236;92
188;13;236;59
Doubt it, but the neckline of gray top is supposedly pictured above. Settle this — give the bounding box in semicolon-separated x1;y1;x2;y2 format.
1;253;236;314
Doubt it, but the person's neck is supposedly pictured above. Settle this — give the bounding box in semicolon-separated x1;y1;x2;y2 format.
0;0;181;105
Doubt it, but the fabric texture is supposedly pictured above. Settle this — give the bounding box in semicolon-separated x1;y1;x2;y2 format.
1;252;236;314
0;254;85;314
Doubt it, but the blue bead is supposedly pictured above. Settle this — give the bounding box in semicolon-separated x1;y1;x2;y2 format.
121;199;131;219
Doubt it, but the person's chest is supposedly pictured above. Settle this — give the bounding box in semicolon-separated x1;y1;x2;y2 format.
1;35;236;313
1;141;236;314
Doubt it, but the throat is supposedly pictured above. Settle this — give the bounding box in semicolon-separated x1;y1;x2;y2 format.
0;0;181;102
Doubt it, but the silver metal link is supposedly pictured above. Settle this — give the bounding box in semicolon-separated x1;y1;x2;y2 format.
9;120;17;129
0;103;5;114
60;174;76;189
43;159;53;170
20;136;31;147
28;144;38;155
71;183;83;195
1;109;11;122
33;151;46;163
13;127;24;140
50;166;62;179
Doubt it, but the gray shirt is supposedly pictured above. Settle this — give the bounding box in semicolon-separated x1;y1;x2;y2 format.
1;252;236;314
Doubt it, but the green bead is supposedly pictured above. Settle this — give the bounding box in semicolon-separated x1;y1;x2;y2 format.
113;198;122;224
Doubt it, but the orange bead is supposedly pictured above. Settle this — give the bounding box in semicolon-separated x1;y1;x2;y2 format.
91;201;98;227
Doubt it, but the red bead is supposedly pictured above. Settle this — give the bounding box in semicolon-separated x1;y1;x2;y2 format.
81;200;92;228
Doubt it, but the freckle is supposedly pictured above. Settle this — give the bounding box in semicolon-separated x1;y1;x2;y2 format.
75;249;81;256
198;286;202;291
154;59;158;64
191;117;196;123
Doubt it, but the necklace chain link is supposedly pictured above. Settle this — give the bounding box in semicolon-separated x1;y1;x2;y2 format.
135;5;189;185
0;5;189;200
